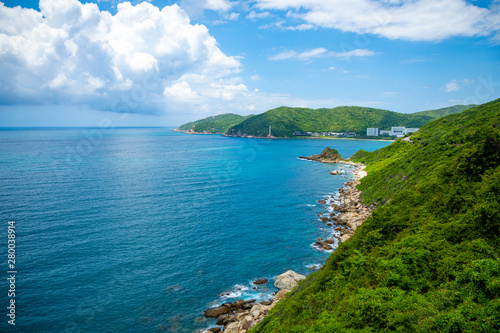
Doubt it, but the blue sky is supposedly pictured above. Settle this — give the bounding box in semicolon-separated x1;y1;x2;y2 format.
0;0;499;126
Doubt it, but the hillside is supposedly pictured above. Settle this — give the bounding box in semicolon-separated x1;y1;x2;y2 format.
251;98;500;332
175;113;252;134
227;105;474;138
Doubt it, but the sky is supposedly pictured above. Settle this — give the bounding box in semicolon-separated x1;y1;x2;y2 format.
0;0;499;127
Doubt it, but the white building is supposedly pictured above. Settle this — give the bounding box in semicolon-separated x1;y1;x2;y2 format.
366;128;379;136
391;127;406;137
378;127;419;137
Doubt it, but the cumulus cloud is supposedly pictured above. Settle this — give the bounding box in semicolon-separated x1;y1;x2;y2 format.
255;0;500;41
0;0;249;115
269;47;374;60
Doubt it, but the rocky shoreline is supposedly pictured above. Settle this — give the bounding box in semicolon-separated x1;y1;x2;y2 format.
200;157;373;332
201;271;306;333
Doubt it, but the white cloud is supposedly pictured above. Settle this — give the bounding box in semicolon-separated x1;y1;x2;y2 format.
0;0;246;114
227;12;240;20
445;80;460;92
246;10;271;20
255;0;500;41
443;78;474;92
330;49;375;58
269;47;374;60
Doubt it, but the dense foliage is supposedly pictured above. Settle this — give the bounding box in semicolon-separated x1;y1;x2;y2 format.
177;113;252;133
227;105;474;138
251;99;500;332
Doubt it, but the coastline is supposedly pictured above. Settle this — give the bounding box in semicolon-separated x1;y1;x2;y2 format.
175;129;393;142
201;160;372;333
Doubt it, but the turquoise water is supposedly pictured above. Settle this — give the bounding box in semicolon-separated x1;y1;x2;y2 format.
0;128;391;332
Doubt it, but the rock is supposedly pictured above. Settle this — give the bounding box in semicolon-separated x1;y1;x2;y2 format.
324;239;335;244
209;328;222;333
240;315;254;330
250;305;262;318
232;299;246;309
274;270;306;290
224;321;239;333
216;314;229;326
327;222;332;226
260;300;272;306
242;303;254;310
318;199;327;204
272;289;290;302
323;244;333;250
203;305;230;318
309;265;317;270
253;278;268;285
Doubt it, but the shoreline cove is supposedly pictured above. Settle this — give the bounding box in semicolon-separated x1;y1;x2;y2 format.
201;161;372;333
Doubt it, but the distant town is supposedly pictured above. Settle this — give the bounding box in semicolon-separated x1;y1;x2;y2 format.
293;126;419;138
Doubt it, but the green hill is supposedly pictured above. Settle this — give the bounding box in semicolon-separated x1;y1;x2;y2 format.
176;113;252;134
251;99;500;332
227;105;474;138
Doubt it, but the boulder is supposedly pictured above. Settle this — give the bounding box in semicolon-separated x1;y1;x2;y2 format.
232;299;246;309
318;199;327;204
203;305;230;318
208;328;222;333
272;289;290;302
253;278;268;285
216;314;229;326
274;270;306;290
240;315;254;330
224;322;240;333
260;300;272;306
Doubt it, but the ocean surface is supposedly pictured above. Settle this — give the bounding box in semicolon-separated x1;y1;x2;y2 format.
0;128;391;333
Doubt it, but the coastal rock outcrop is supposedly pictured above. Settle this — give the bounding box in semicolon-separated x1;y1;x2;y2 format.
299;147;344;163
274;270;306;290
203;270;306;332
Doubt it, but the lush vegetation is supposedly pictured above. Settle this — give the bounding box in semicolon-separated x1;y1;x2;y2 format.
177;113;252;133
227;105;474;138
251;99;500;332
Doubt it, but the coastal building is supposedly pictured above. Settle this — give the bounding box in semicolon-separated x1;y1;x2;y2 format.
378;127;420;137
367;128;379;136
391;127;406;137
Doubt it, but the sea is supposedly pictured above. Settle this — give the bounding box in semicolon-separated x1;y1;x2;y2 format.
0;127;391;333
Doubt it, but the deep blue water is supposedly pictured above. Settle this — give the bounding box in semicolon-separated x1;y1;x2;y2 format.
0;128;391;333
